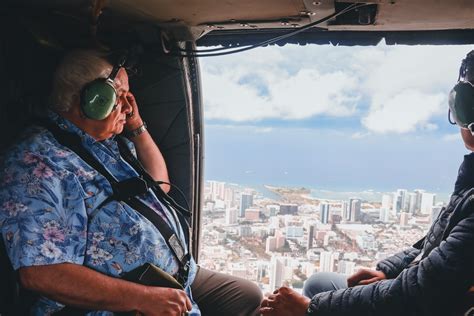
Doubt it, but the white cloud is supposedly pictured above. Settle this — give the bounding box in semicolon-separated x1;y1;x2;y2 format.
362;90;444;133
357;45;471;133
202;66;359;121
201;43;474;133
442;133;460;141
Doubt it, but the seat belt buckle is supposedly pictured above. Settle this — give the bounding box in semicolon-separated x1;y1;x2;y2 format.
113;177;149;200
169;234;185;262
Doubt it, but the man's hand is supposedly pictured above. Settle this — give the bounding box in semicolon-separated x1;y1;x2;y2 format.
347;268;386;287
19;264;191;315
120;91;171;192
138;287;192;316
123;92;144;131
259;287;310;316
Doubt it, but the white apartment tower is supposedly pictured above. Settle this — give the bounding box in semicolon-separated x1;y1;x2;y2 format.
400;211;409;226
381;194;392;211
225;208;238;225
320;251;337;272
420;192;436;215
338;260;356;275
270;256;284;291
348;198;361;222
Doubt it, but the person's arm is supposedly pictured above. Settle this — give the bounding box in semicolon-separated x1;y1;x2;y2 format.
374;246;421;279
262;212;474;316
20;263;191;315
124;92;170;193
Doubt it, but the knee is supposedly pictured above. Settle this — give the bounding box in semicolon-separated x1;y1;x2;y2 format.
303;272;342;298
240;279;263;308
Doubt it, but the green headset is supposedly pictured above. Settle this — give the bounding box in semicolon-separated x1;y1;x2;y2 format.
80;56;126;120
449;50;474;134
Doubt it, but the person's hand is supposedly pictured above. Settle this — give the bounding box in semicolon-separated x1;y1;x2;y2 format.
347;268;386;287
123;92;144;131
260;287;310;316
138;287;192;316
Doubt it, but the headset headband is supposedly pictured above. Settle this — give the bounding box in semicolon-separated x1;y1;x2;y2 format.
107;54;127;82
459;51;474;82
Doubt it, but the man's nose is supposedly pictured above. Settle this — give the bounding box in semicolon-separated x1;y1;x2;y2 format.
120;96;132;114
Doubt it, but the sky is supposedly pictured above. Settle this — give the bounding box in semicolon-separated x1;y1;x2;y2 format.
199;42;474;199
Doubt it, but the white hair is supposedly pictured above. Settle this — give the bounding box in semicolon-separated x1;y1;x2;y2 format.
49;50;113;112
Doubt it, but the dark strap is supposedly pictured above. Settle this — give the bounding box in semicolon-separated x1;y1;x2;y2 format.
115;136;192;218
39;120;190;286
115;136;192;244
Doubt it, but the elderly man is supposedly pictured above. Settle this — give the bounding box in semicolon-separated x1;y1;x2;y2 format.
259;52;474;316
0;50;262;315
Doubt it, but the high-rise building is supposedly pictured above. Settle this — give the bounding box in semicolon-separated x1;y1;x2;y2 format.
414;189;425;214
381;194;392;211
400;211;409;226
224;187;235;208
349;198;361;222
279;204;298;215
266;236;277;252
239;193;253;217
341;201;350;221
379;207;390;223
209;181;226;201
245;208;260;221
307;225;315;249
320;203;330;224
397;189;408;211
392;192;402;214
320;251;337;272
275;230;286;249
270;256;284;291
408;192;417;214
338;260;356;275
225;207;238;225
420;192;436;215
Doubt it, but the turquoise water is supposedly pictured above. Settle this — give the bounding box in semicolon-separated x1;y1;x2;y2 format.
231;182;450;204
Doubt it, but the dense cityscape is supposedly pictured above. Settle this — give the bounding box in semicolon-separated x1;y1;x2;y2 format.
199;181;445;294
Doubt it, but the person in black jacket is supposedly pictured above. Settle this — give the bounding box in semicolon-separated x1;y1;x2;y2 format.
259;51;474;316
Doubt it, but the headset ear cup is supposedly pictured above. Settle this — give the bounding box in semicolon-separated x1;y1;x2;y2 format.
80;79;117;120
449;82;474;128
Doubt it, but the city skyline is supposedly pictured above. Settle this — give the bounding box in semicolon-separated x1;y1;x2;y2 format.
200;180;438;293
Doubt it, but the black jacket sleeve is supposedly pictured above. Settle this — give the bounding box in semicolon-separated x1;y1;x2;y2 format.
375;247;421;279
307;212;474;316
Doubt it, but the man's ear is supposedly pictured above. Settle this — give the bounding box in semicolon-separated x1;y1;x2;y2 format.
461;128;474;151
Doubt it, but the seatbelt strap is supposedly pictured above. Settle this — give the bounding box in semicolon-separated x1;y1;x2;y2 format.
39;121;191;286
115;136;192;245
115;136;192;218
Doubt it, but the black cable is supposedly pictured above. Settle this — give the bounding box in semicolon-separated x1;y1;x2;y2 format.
176;44;253;53
448;109;457;125
156;180;191;211
171;3;367;58
174;3;360;55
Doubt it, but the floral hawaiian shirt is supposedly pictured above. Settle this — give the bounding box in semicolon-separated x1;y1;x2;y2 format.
0;112;199;315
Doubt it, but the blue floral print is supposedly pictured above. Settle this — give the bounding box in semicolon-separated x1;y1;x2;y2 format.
0;112;198;315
